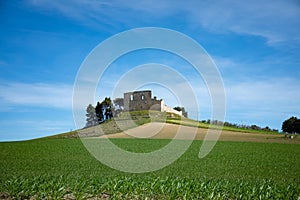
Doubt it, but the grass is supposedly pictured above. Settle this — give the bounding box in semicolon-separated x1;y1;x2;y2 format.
47;110;165;139
49;111;282;139
167;118;281;134
1;138;300;199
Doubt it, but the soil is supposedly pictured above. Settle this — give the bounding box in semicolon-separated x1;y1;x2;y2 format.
99;122;300;144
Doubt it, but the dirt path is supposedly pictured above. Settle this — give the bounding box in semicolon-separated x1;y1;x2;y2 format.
99;122;300;144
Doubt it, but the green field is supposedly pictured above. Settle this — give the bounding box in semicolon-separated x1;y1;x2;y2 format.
1;138;300;199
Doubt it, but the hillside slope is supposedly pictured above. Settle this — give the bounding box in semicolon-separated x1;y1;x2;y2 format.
99;122;300;144
47;111;298;143
48;111;171;139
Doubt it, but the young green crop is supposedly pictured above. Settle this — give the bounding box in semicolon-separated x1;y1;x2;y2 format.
1;138;300;199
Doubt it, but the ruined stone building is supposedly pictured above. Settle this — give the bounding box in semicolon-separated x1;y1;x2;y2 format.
113;90;187;117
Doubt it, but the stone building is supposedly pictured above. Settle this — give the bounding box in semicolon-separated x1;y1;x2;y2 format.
114;90;187;117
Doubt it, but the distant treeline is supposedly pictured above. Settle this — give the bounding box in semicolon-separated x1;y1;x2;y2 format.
200;119;279;132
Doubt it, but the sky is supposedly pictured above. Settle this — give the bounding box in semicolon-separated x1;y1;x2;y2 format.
0;0;299;141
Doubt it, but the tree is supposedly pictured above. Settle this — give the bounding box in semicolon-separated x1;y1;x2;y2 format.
295;119;300;134
95;97;115;122
113;98;124;117
263;126;271;131
85;104;98;127
173;106;188;118
88;97;115;125
282;116;300;134
95;102;104;123
173;106;183;112
101;97;114;120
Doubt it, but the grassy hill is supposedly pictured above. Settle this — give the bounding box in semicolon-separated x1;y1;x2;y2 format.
47;110;177;139
1;110;300;199
48;110;282;139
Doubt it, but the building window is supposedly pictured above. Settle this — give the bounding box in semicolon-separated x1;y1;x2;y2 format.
130;95;133;101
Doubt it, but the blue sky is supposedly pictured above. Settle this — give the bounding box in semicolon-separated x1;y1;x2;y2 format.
0;0;299;141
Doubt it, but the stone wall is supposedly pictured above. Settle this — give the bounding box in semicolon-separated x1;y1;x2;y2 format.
115;90;186;117
123;90;162;111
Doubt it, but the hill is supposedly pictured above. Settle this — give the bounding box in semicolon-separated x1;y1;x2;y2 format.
100;122;300;144
47;110;169;139
47;110;299;143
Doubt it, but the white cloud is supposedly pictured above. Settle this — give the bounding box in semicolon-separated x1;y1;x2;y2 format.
225;77;300;109
0;82;73;109
157;69;300;126
186;0;300;45
26;0;300;45
223;77;300;128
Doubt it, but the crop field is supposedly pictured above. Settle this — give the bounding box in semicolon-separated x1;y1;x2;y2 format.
1;137;300;199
